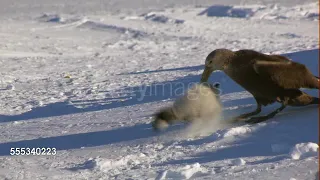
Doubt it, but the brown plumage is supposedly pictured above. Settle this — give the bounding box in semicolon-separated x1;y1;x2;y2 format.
200;49;319;123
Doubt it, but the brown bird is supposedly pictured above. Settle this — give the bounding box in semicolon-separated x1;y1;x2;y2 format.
200;49;319;123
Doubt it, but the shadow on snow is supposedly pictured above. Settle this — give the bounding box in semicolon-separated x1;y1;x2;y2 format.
0;123;156;156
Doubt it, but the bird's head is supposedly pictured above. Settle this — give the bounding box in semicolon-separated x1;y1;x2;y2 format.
200;49;234;82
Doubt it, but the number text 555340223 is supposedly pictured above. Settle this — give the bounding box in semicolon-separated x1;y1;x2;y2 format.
10;148;57;156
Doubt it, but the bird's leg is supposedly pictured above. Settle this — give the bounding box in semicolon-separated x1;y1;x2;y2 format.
234;103;262;121
287;92;319;106
246;102;287;124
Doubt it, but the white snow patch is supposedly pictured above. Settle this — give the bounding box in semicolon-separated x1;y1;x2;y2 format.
13;121;24;125
222;126;252;138
93;153;147;172
231;158;246;166
259;2;319;20
164;163;206;179
289;142;319;160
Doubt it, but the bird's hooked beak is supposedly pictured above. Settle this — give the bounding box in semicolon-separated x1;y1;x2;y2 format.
200;67;213;82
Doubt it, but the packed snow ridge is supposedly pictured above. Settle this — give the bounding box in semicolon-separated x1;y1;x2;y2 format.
124;12;185;24
198;2;319;20
156;163;207;180
289;142;319;160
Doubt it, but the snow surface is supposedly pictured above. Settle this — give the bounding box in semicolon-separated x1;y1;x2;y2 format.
231;158;247;166
0;0;318;180
289;142;319;160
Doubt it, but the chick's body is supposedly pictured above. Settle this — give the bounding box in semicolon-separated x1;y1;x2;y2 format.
152;83;222;130
172;84;221;121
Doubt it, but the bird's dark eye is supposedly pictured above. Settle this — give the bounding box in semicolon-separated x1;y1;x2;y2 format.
209;61;212;64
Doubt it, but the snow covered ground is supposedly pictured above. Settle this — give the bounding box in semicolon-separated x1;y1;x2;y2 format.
0;0;318;179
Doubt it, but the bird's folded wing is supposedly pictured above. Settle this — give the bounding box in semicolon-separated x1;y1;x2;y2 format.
253;61;310;89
